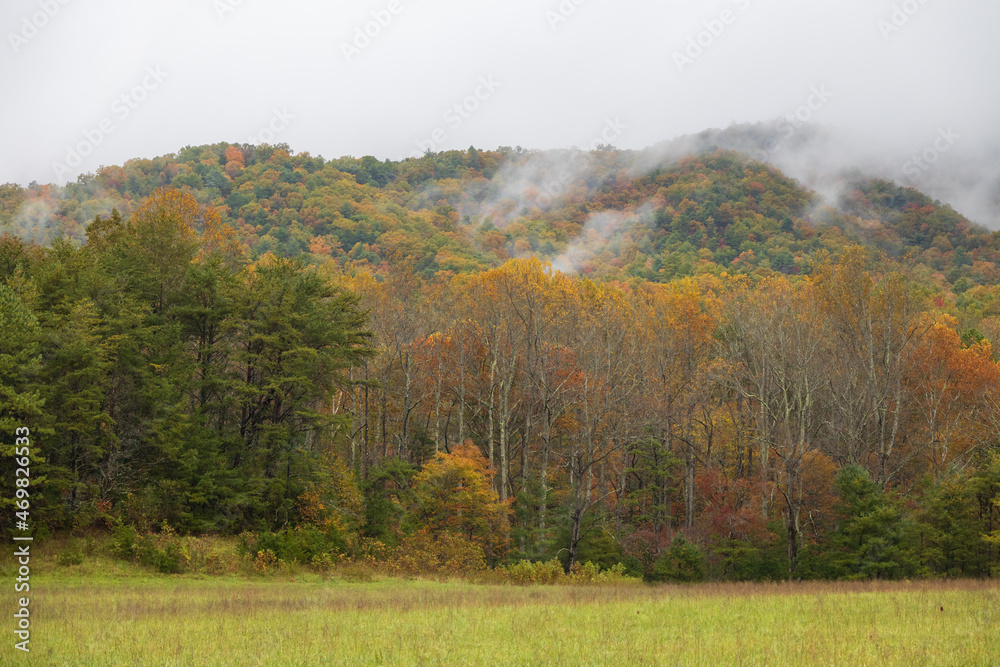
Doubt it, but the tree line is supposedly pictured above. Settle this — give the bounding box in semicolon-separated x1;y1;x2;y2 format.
341;248;1000;579
1;187;999;580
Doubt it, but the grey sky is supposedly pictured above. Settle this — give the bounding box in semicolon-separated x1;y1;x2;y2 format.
2;0;998;222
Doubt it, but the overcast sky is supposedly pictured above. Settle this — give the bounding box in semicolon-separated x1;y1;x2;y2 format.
2;0;999;221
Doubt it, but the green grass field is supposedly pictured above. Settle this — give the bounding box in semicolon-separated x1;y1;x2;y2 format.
3;574;997;666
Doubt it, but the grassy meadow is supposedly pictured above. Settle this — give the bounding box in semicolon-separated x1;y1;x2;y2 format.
2;572;997;665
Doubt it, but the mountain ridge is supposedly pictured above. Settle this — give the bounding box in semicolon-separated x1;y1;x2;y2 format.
1;141;996;289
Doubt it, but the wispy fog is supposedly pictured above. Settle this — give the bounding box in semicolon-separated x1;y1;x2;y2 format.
1;0;997;225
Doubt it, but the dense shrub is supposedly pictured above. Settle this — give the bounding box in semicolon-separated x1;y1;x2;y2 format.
500;558;566;584
111;524;138;558
494;558;638;585
710;531;787;582
390;530;487;575
109;524;192;574
652;536;706;582
56;544;84;566
135;528;190;574
238;525;348;565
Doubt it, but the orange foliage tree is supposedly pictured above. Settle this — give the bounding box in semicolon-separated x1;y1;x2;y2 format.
407;443;511;563
907;314;1000;478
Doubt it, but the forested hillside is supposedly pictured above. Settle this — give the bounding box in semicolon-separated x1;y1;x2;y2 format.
3;143;998;288
2;144;1000;581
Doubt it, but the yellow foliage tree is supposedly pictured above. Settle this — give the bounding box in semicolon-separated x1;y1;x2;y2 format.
408;443;510;563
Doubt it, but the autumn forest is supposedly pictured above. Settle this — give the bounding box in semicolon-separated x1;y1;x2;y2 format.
2;141;1000;582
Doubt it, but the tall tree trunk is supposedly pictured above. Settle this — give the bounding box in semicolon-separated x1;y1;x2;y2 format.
539;427;550;542
487;357;497;474
457;335;466;446
522;412;531;495
684;439;696;530
567;506;583;573
759;397;769;521
433;341;443;453
785;455;802;580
